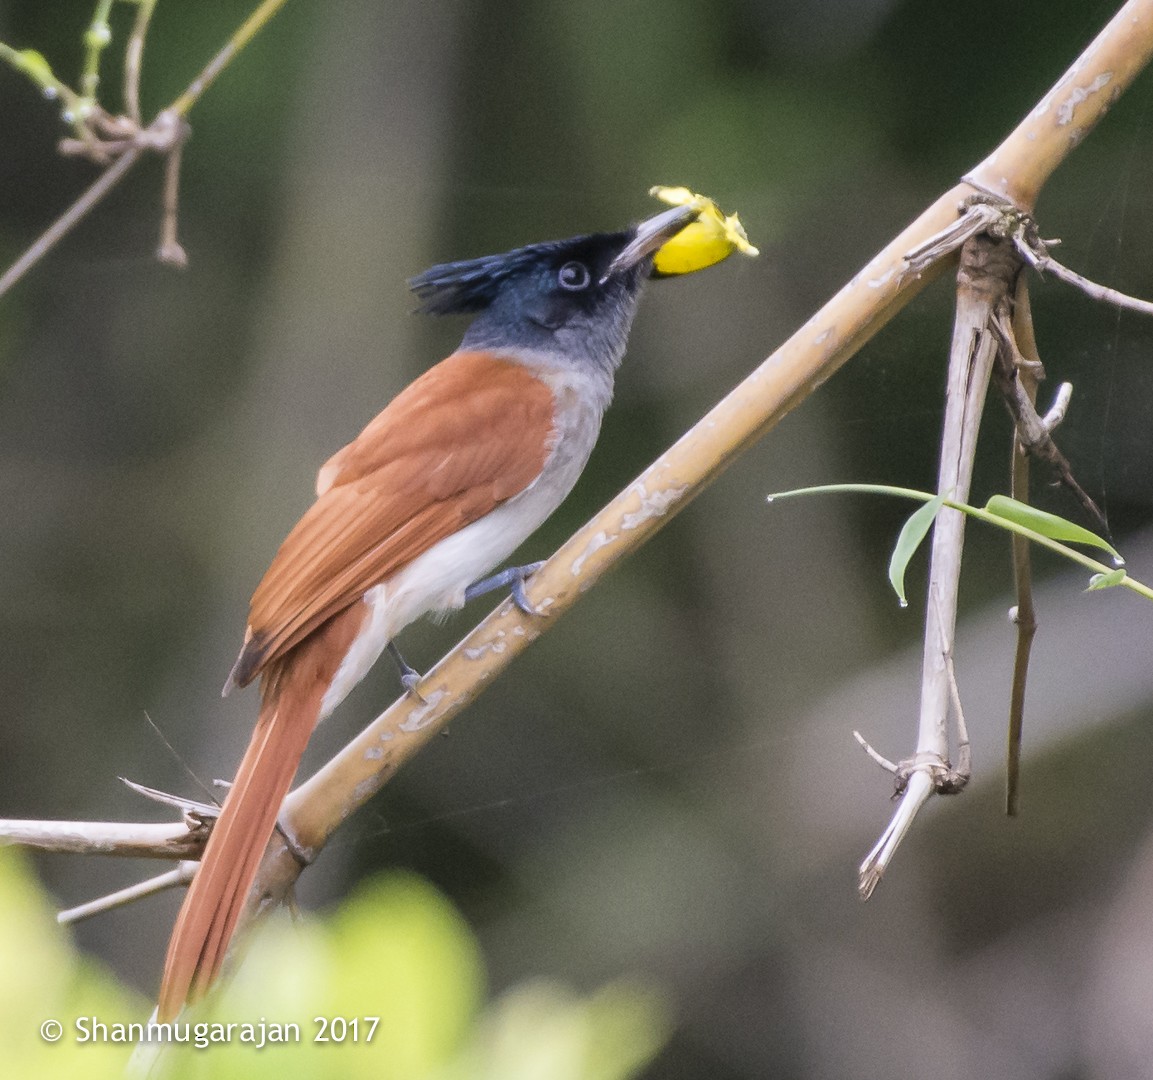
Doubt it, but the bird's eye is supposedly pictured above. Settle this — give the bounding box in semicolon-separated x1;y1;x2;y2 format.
557;261;591;291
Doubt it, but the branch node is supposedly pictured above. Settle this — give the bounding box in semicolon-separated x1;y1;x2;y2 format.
853;735;968;798
903;191;1044;280
897;751;970;798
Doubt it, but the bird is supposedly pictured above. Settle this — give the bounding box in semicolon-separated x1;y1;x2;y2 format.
156;201;699;1020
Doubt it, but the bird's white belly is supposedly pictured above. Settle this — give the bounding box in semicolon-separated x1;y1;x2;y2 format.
318;382;602;719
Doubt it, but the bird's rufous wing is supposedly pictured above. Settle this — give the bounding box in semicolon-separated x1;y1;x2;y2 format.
231;350;556;687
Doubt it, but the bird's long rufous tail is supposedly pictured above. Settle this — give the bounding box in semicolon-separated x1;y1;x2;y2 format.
157;608;363;1021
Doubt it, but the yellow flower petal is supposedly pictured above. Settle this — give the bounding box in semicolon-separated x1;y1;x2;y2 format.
647;186;759;276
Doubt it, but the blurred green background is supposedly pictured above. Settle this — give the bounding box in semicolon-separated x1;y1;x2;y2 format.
3;1;1153;1076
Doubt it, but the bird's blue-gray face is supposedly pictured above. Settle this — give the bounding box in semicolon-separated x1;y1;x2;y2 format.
458;235;647;376
409;206;697;378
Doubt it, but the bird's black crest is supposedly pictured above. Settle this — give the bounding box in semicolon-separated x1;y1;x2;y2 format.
409;232;626;316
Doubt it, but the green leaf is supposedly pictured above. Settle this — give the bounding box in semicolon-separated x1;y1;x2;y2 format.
326;873;483;1080
442;979;670;1080
1087;568;1127;591
0;850;143;1079
984;495;1122;564
888;492;947;606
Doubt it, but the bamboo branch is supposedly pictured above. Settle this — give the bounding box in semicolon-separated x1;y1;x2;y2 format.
1005;280;1043;817
1000;287;1085;816
964;1;1153;209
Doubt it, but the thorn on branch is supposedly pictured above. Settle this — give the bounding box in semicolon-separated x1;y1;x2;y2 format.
853;730;898;774
1041;382;1073;431
120;776;218;831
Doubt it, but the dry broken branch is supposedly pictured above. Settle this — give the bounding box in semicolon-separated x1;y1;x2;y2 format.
0;817;203;860
989;309;1106;528
859;231;1021;897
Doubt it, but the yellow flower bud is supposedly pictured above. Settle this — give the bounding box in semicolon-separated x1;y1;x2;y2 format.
648;186;759;276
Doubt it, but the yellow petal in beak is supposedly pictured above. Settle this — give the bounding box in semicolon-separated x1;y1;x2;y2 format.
648;185;759;276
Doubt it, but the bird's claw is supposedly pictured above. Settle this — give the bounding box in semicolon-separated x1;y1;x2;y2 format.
464;560;547;615
388;641;427;703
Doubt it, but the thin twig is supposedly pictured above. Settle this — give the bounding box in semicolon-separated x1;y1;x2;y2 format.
0;145;142;299
119;777;219;820
944;646;971;789
1006;219;1153;317
169;0;294;118
853;731;900;774
124;0;159;125
1038;253;1153;318
157;126;190;266
58;864;195;925
80;0;116;108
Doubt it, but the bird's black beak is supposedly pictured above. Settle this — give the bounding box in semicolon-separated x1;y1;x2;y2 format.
602;204;700;281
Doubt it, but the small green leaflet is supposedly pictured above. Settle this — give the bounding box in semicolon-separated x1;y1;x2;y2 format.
984;495;1123;565
888;492;947;607
1087;568;1127;591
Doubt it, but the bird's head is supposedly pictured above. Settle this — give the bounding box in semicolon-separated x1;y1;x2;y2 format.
409;204;697;377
